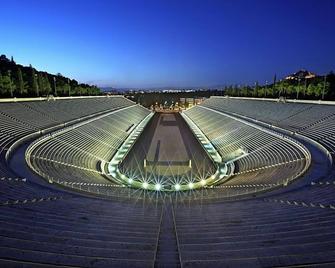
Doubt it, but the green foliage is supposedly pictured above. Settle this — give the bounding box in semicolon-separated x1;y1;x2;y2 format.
0;73;2;91
1;72;12;96
0;54;101;98
37;73;52;96
30;68;38;96
64;83;71;96
16;68;25;95
222;74;335;101
306;83;317;96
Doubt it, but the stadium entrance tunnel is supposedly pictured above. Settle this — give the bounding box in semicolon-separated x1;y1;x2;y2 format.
108;112;229;192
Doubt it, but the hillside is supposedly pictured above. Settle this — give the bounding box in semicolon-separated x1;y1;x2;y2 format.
0;55;101;98
224;69;335;100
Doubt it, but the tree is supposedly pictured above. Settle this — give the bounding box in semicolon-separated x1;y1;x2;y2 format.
0;54;9;62
52;76;57;96
30;68;38;96
16;68;25;95
63;83;70;96
74;86;84;95
44;74;51;96
1;73;12;96
278;81;288;97
272;74;277;96
307;83;317;96
241;86;248;96
257;87;265;97
321;81;330;99
315;83;324;97
267;85;274;97
0;54;101;97
0;72;3;95
286;84;295;96
306;82;328;98
253;82;259;97
302;79;307;97
36;73;52;96
38;73;43;94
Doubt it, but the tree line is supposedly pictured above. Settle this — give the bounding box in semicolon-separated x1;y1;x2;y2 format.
0;55;101;98
127;72;335;108
224;73;335;100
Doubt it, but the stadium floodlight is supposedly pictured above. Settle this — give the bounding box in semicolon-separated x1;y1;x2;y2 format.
200;179;206;186
174;184;181;191
142;182;148;189
155;183;161;191
128;178;133;184
188;182;194;189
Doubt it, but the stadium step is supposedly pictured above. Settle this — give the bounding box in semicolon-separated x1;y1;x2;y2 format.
154;204;181;267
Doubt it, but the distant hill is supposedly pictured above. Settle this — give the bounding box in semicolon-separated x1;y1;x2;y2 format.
224;69;335;100
0;54;101;98
285;69;317;80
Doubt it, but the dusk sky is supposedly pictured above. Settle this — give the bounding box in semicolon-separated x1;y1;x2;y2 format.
1;0;335;88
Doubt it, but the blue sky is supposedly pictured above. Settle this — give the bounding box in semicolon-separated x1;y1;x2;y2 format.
1;0;335;88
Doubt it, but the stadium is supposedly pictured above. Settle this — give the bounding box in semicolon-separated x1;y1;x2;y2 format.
0;95;335;267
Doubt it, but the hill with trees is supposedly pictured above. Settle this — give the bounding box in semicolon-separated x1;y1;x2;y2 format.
0;55;101;98
2;55;334;101
224;70;335;100
126;69;335;108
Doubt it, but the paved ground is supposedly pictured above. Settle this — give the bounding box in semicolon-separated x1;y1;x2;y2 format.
147;113;190;163
120;112;215;184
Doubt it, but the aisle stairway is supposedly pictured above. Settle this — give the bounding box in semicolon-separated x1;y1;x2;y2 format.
154;200;181;267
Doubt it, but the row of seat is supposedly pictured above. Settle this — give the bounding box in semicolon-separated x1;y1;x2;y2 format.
1;97;132;128
184;105;308;187
0;97;162;266
1;96;335;266
203;97;335;131
203;96;335;159
28;105;151;188
173;196;335;267
0;96;136;178
0;191;162;267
